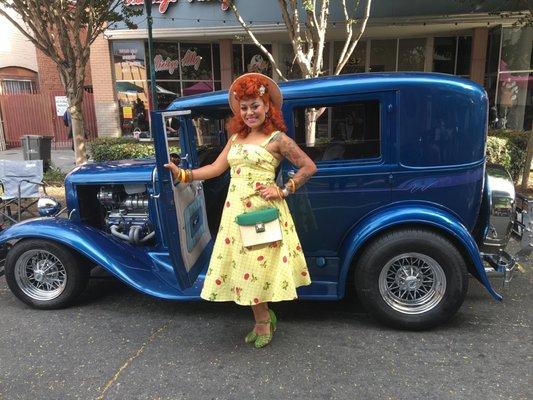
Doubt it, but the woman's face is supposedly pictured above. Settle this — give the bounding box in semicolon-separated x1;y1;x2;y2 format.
239;97;269;130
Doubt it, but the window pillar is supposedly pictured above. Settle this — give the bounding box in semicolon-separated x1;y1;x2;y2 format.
219;39;233;89
470;27;488;85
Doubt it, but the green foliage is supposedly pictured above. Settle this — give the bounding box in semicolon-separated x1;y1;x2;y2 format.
88;137;180;162
43;165;66;186
486;129;529;182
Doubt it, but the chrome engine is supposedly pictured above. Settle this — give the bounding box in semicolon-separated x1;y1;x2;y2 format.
97;185;155;245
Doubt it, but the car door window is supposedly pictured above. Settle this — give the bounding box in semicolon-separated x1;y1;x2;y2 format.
293;100;381;163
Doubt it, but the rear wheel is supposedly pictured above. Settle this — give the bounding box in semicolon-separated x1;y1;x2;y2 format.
355;228;468;330
5;239;90;309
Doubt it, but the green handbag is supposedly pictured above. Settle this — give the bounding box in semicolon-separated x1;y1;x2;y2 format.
235;196;282;247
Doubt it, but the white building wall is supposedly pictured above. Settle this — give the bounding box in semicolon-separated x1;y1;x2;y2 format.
0;6;37;71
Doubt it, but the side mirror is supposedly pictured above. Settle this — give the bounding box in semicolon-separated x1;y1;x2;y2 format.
37;196;62;217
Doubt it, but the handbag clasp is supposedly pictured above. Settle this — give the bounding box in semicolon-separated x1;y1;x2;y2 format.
255;222;265;233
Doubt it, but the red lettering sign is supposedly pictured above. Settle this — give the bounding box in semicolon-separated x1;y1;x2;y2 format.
181;49;202;70
154;54;180;74
123;0;230;13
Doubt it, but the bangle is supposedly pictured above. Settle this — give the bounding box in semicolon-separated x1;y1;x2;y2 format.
179;168;186;183
285;178;296;194
186;169;193;182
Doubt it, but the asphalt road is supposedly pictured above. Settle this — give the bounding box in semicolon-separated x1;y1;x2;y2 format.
0;241;531;400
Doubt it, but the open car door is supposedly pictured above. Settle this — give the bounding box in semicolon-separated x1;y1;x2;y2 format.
151;110;212;289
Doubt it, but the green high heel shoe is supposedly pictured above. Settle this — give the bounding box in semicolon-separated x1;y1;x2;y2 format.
254;309;277;349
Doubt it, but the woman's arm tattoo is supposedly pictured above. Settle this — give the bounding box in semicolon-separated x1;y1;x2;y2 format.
275;133;317;189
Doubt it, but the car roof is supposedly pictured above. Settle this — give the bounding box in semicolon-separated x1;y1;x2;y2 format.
166;72;485;111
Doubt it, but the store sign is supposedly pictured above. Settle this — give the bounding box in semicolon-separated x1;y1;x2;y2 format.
181;49;202;70
123;0;230;14
154;54;179;74
154;49;202;73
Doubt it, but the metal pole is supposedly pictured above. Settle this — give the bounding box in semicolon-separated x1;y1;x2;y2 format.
145;0;158;111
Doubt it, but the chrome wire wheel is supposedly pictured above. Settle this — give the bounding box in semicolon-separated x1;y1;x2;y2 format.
378;252;446;315
14;249;67;301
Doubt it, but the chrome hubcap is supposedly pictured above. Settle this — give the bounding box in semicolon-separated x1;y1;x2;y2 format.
379;253;446;315
15;250;67;301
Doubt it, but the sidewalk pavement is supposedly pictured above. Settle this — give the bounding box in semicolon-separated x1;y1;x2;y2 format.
0;148;76;174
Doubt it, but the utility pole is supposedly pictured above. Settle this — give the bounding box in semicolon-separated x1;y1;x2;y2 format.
145;0;158;111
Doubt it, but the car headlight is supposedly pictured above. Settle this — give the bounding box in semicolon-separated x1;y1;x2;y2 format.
37;196;62;217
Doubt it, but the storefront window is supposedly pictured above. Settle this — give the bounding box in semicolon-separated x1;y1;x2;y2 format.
397;38;425;71
433;37;456;74
180;43;212;81
496;72;532;131
334;41;366;74
153;42;180;80
113;41;149;136
456;36;472;76
370;39;396;72
279;43;302;79
501;27;533;71
233;44;272;79
155;81;181;110
494;27;533;131
433;36;472;76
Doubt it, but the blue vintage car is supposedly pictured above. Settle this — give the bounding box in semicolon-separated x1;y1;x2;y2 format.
0;73;527;330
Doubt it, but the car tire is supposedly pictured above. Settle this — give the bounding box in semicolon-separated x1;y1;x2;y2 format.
5;239;90;309
354;228;468;330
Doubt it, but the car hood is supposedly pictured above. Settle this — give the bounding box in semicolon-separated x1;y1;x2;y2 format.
65;159;156;184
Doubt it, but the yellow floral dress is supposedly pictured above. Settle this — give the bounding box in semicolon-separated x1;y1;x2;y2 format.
200;131;311;306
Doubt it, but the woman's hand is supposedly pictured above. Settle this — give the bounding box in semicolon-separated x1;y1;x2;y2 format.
164;162;182;181
256;184;284;200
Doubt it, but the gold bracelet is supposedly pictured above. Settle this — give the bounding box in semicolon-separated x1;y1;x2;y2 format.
183;169;192;183
285;178;296;194
188;169;194;182
275;186;283;199
179;168;186;182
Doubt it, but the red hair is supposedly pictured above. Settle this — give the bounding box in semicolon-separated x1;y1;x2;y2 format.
227;75;286;137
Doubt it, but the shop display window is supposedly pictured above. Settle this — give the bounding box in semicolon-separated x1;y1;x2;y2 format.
152;43;181;80
180;43;213;81
233;44;272;78
433;37;456;74
334;41;366;74
397;38;425;72
370;39;397;72
456;36;472;76
433;36;471;76
494;27;533;131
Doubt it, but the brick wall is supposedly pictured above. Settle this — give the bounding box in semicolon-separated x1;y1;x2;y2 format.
89;34;120;137
36;48;93;94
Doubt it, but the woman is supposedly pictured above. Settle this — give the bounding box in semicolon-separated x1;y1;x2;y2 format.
164;73;317;348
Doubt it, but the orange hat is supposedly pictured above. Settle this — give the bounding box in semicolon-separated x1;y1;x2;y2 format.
228;73;283;115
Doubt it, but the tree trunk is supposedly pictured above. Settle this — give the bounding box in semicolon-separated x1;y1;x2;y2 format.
520;128;533;193
305;107;327;147
305;108;320;147
70;104;87;165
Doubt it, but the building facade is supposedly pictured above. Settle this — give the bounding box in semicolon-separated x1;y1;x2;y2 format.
91;0;532;137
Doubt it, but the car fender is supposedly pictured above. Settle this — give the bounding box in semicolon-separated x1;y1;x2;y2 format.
338;202;501;301
0;218;186;299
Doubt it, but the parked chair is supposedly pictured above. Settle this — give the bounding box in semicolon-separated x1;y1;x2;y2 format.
0;159;47;224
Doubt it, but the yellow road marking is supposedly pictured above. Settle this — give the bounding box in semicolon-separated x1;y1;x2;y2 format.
95;321;170;400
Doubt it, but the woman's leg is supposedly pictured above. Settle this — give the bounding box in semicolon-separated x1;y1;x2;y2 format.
251;302;271;334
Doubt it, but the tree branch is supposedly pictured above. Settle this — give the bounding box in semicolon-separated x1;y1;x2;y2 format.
231;2;287;81
334;0;370;75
